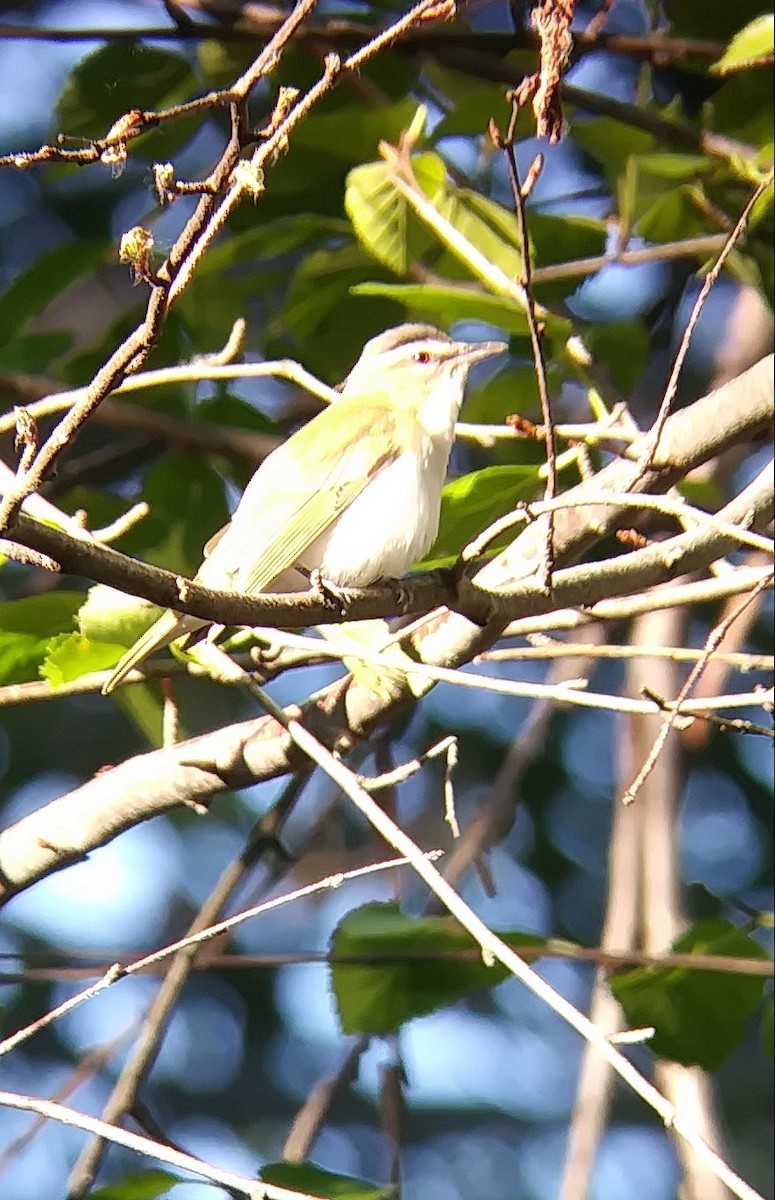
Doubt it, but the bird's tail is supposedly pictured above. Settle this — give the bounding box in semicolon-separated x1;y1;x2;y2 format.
102;609;203;695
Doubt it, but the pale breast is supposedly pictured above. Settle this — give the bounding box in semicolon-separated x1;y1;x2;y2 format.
301;438;449;586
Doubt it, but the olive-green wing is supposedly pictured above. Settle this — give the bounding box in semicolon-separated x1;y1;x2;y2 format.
200;394;404;596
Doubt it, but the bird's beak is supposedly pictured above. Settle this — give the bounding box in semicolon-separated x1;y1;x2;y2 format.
459;339;509;364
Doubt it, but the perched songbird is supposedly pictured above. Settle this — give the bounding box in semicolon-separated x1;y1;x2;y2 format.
102;323;507;694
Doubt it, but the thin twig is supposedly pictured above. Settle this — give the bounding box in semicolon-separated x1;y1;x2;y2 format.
623;571;775;803
0;853;431;1061
495;107;557;587
0;1091;311;1200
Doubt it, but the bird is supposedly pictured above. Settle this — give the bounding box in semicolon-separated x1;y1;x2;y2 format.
102;323;507;694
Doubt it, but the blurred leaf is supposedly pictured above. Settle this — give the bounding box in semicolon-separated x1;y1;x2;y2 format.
331;902;545;1034
262;1161;393;1199
530;210;607;264
111;677;166;745
0;241;106;343
56;486;131;529
584;321;650;392
196;392;278;435
135;456;230;575
56;41;195;151
571;117;655;185
662;0;765;40
0;592;84;685
60;308;192;398
194;216;350;273
428;59;534;139
253;90;418;216
635;153;711;180
353;282;560;337
635;185;708;243
610;918;769;1070
197;37;257;88
707;68;775;149
279;244;401;378
91;1169;178;1199
461;362;547;424
0;332;73;372
292;98;419;163
530;211;608;305
712;14;774;73
418;465;544;568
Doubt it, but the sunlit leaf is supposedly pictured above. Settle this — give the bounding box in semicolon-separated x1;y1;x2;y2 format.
352;282;548;336
331;902;544;1034
418;465;544;568
610;918;769;1070
41;633;126;687
0;592;84;685
91;1169;178;1198
262;1160;393;1199
712;14;774;75
345;154;445;274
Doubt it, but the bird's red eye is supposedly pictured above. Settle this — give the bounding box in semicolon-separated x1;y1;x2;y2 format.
414;350;430;364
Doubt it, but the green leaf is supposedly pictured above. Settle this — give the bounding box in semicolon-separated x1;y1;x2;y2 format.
112;680;166;746
331;902;545;1034
0;592;84;685
662;0;765;41
610;918;770;1070
279;244;401;378
352;282;548;337
42;586;161;686
530;210;607;265
635;153;711;180
712;14;774;75
584;322;650;393
90;1168;178;1198
435;186;525;280
345;154;445;275
192;216;350;274
418;465;544;569
41;633;126;687
635;185;708;243
707;68;775;150
133;456;230;576
428;59;534;139
0;331;73;372
262;1161;393;1200
0;241;106;343
293;98;419;163
79;587;161;649
56;42;194;140
571;117;655;185
460;362;548;425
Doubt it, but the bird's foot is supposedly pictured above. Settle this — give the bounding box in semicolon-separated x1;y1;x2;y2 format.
309;569;349;618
